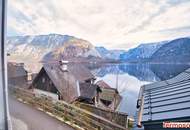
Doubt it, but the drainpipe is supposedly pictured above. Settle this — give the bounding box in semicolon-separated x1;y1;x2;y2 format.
95;91;99;107
95;86;101;107
0;0;11;129
137;86;145;127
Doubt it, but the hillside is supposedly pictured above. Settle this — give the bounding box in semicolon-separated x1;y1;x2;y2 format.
43;38;101;61
151;38;190;63
120;41;167;62
95;47;126;60
7;34;190;64
7;34;101;62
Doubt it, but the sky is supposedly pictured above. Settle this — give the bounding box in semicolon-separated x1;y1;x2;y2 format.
7;0;190;50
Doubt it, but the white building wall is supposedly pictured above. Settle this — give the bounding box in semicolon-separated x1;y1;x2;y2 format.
34;89;58;101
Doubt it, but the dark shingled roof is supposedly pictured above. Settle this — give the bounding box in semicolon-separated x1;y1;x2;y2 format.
79;82;97;99
96;80;111;89
67;64;95;82
43;64;79;103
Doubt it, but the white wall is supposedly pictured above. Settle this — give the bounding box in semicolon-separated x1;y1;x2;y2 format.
33;89;59;101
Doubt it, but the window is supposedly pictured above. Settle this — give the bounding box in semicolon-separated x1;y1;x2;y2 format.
42;77;45;83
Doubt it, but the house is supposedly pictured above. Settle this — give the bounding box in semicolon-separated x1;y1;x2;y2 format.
136;68;190;130
30;62;97;103
8;62;37;87
8;62;27;87
95;80;122;111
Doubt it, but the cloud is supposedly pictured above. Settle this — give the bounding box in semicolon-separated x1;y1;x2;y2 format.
158;26;190;33
7;0;190;50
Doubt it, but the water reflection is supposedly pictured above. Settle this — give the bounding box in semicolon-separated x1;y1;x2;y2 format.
89;63;190;116
150;64;190;80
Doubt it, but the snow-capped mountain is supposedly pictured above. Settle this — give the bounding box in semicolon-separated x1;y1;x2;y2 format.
8;33;189;64
120;41;168;62
95;46;126;60
7;34;101;61
151;37;190;63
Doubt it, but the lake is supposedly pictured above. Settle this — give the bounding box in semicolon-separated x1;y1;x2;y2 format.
88;63;190;117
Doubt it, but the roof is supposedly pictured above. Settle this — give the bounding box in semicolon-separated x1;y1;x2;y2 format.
43;64;79;103
67;64;95;82
96;80;112;89
79;82;97;99
186;68;190;73
139;68;190;123
8;62;27;78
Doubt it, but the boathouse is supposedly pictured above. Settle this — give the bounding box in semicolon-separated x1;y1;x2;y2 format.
96;80;122;110
136;68;190;130
30;62;97;103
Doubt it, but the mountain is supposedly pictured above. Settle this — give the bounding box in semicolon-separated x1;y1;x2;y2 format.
7;34;190;64
7;34;73;60
43;38;101;61
7;34;101;62
95;47;126;60
120;41;168;62
151;38;190;63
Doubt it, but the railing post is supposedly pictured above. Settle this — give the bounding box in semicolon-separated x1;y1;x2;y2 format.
125;116;128;129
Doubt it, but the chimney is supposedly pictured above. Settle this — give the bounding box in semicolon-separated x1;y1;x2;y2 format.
14;62;24;67
27;71;32;81
59;60;69;72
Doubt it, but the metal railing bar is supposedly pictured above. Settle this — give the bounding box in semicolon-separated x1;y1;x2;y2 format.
143;107;190;115
144;94;190;104
144;90;190;100
144;100;190;109
144;85;190;98
144;79;190;93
